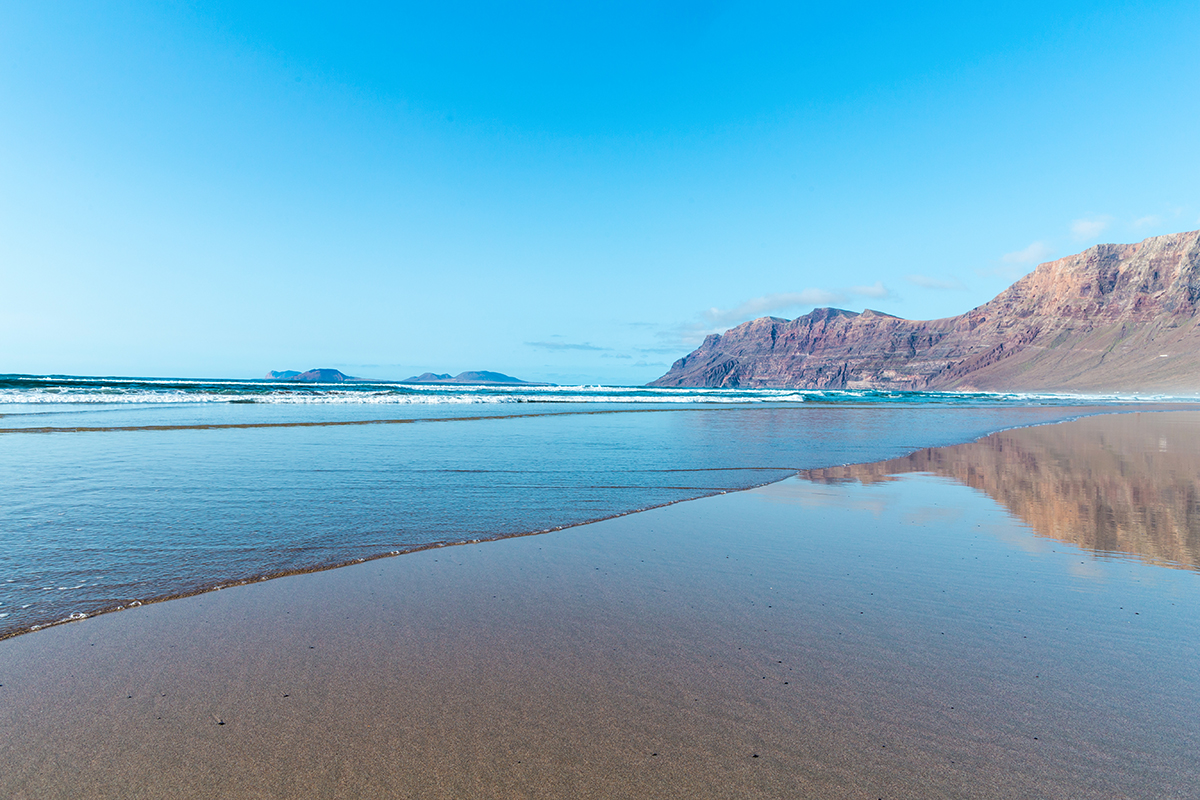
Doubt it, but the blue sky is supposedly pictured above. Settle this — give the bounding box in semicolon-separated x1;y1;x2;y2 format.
3;1;1198;383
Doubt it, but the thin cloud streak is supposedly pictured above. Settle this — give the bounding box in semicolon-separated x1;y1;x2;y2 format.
906;274;965;290
1002;241;1052;264
1070;216;1113;238
702;289;842;327
525;341;611;351
701;282;893;328
674;280;893;347
848;281;891;299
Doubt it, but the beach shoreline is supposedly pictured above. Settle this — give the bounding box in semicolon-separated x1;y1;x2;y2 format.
3;403;1190;644
2;411;1198;798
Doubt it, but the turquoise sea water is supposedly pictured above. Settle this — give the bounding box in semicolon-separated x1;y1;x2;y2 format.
0;374;1188;639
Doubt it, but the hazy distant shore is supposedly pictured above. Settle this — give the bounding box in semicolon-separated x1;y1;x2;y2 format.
2;411;1197;798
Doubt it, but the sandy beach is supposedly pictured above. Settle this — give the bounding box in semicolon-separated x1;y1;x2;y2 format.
9;4;1200;796
2;412;1198;799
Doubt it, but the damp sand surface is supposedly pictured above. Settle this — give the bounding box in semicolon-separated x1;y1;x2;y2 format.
2;398;1170;639
2;412;1199;799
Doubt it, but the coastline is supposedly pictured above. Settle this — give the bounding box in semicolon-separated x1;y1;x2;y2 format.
2;411;1198;798
4;403;1191;643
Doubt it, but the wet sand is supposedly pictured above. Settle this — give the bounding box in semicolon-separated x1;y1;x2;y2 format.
2;412;1199;798
805;409;1200;570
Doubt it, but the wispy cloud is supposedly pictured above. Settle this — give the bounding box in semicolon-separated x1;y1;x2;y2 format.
664;282;893;348
702;289;842;327
666;323;702;344
1132;214;1161;229
525;340;611;351
976;263;1032;281
848;281;891;299
905;274;965;290
1070;216;1113;239
1002;241;1052;264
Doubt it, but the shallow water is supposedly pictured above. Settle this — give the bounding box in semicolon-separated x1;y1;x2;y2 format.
803;411;1200;571
2;411;1197;798
0;374;1190;638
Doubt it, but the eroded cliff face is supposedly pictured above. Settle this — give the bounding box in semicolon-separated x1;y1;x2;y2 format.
651;230;1200;392
801;412;1200;571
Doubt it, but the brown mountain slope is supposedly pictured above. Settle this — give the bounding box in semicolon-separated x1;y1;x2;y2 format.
651;230;1200;392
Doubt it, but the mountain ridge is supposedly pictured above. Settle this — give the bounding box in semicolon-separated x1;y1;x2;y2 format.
650;230;1200;393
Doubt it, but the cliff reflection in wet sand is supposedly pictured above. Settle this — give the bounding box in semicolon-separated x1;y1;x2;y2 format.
802;411;1200;571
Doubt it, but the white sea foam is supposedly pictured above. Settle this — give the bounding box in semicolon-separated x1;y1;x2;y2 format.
0;385;817;405
1;379;1184;407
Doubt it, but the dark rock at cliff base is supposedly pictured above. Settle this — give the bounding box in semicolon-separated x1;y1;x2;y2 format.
651;230;1200;393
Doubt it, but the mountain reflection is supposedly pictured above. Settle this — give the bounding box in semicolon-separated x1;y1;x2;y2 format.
801;411;1200;571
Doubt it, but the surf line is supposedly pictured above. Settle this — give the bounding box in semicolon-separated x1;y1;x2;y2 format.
0;405;786;435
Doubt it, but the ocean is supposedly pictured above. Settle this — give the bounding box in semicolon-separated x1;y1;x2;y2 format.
0;373;1186;639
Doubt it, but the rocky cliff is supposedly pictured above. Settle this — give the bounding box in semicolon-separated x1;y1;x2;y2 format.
651;230;1200;392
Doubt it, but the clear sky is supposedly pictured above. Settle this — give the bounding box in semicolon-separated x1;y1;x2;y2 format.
3;2;1199;383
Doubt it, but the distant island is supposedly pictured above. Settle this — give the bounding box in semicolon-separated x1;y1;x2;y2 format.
265;369;358;383
264;369;548;386
651;229;1200;393
400;371;549;386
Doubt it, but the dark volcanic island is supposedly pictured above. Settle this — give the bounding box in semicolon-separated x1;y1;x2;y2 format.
264;369;543;385
652;230;1200;393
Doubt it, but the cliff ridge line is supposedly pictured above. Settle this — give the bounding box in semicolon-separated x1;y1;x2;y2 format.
650;230;1200;393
